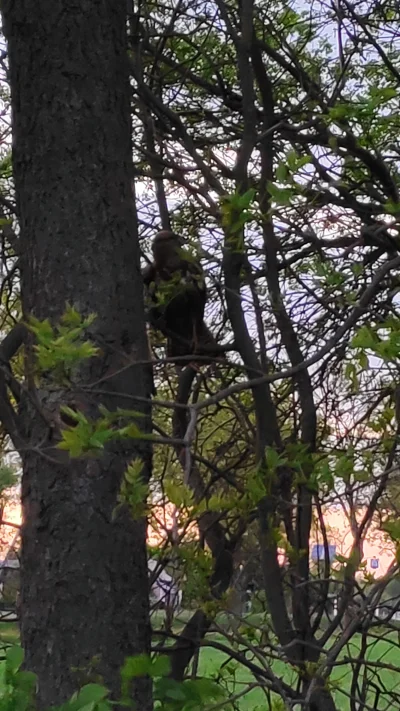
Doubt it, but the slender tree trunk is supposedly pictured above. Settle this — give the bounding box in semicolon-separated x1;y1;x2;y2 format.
2;1;153;708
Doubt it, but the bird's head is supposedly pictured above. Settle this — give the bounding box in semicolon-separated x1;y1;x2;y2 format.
152;230;184;267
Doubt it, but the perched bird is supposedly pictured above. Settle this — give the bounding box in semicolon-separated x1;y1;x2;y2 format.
142;230;223;364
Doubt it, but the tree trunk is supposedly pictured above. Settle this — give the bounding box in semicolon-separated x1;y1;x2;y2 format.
2;1;153;708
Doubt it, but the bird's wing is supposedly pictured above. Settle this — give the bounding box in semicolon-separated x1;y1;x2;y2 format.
184;261;207;312
142;263;157;287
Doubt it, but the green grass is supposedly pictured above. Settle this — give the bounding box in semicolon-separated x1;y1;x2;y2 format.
2;615;400;709
198;630;400;710
0;622;19;646
155;611;400;709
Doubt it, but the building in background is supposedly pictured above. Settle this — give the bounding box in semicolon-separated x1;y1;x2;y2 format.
310;505;395;578
148;558;182;610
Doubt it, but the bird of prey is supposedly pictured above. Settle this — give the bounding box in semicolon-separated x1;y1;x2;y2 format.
142;230;222;364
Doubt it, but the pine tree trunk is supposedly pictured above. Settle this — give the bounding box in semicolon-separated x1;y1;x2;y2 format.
2;1;153;707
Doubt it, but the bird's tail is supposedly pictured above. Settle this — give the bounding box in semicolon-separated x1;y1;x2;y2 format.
194;322;227;359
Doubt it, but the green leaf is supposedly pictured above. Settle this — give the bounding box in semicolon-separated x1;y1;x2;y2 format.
27;307;99;376
120;423;142;439
184;677;225;702
121;654;152;681
164;479;193;508
328;135;338;150
316;460;334;491
246;467;267;503
206;492;228;513
344;362;359;392
384;200;400;215
6;646;24;673
0;464;17;493
76;684;109;707
117;459;148;519
267;182;297;205
265;446;284;470
13;670;37;693
286;150;312;171
328;104;351;120
165;686;187;701
150;655;171;677
351;325;377;349
96;702;111;711
57;429;84;458
357;351;369;370
353;469;369;483
75;703;96;711
334;451;354;483
237;187;256;209
275;161;290;182
155;678;187;703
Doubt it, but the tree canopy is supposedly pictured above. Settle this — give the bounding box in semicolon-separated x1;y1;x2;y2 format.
1;1;400;710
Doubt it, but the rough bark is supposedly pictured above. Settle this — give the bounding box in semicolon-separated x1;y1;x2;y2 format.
2;1;153;708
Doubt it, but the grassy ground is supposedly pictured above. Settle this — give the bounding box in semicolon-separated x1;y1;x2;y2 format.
0;621;19;646
164;611;400;710
198;632;400;710
1;614;400;709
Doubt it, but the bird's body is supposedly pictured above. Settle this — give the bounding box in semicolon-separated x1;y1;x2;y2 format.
143;231;221;363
